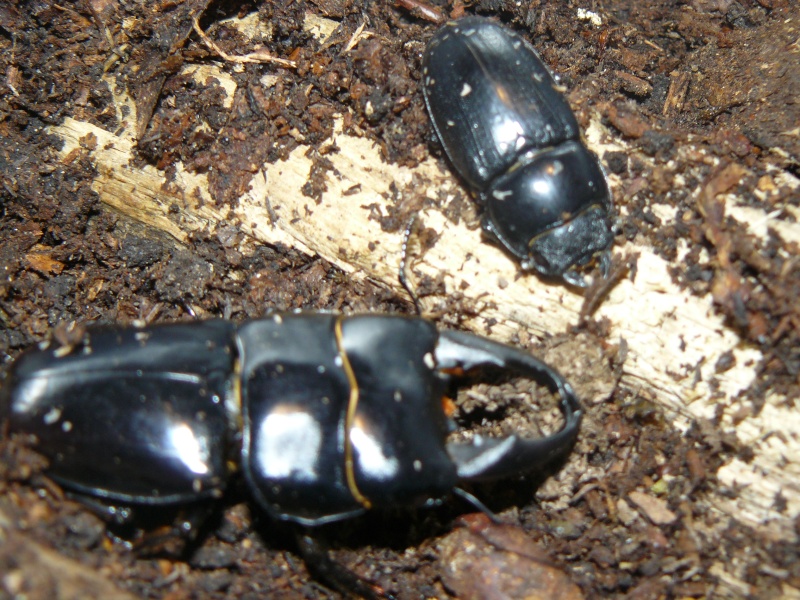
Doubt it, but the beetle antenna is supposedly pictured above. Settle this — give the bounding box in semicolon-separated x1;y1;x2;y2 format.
399;215;423;316
452;487;502;524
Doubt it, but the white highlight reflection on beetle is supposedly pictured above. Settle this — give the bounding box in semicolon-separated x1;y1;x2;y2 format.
12;378;51;414
350;417;399;481
491;107;526;155
257;408;322;481
532;177;553;198
168;422;210;475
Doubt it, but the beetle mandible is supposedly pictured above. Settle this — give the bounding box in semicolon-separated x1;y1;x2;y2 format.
422;17;614;287
1;313;581;528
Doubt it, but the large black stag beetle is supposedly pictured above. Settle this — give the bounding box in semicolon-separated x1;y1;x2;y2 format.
2;314;580;527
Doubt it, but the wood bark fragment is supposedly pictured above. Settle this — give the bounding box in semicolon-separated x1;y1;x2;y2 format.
0;508;139;600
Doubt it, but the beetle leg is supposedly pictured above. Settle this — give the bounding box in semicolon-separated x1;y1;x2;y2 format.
598;250;612;279
63;493;136;527
562;267;592;288
398;214;423;315
62;492;217;556
435;330;582;482
296;531;395;600
563;248;613;288
130;502;217;556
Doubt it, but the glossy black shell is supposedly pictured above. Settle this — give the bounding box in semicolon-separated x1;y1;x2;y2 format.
2;313;581;527
238;315;456;525
1;316;459;525
2;321;237;504
423;17;614;283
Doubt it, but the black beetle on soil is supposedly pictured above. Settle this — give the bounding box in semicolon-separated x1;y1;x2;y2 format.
422;17;614;287
1;313;579;532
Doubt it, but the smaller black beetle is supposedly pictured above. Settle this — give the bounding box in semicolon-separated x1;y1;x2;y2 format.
422;17;614;287
1;314;580;528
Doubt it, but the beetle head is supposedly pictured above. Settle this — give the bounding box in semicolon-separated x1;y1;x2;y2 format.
481;141;613;284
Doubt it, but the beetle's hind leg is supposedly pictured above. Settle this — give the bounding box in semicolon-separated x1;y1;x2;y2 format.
398;216;448;318
399;215;423;316
128;501;218;556
63;493;218;557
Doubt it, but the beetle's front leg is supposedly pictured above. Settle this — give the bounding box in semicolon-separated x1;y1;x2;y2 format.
434;330;582;482
296;531;394;600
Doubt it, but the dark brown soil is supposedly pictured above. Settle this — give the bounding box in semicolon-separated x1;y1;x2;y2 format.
1;1;798;599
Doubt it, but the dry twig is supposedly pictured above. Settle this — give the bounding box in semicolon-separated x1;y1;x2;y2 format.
192;15;296;68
